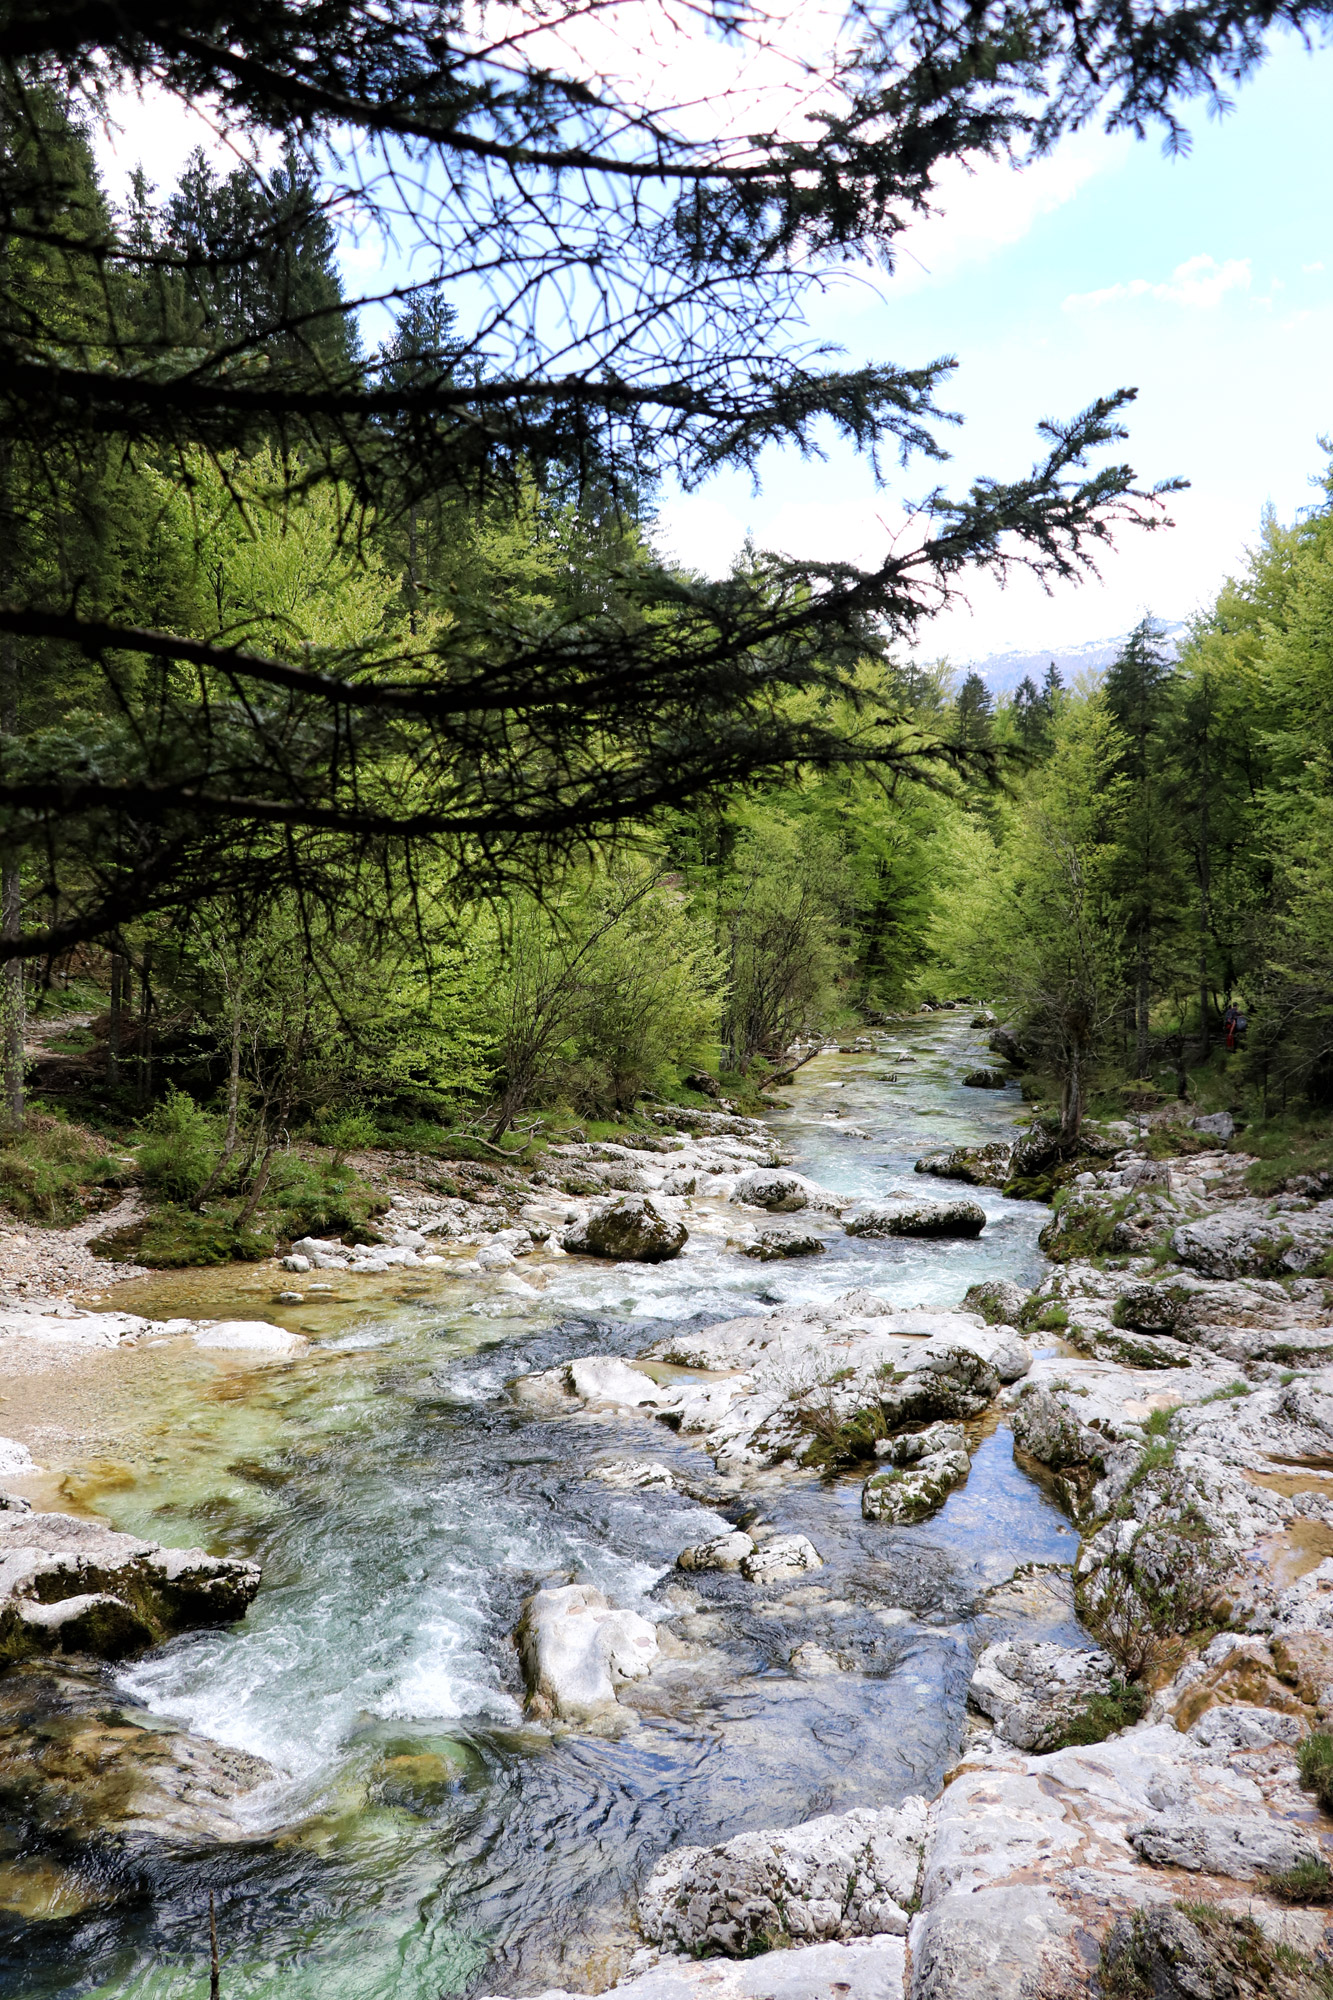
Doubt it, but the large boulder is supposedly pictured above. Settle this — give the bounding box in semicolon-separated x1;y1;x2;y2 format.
731;1170;840;1213
516;1583;659;1720
677;1531;754;1573
861;1424;969;1522
962;1279;1031;1326
638;1798;929;1956
880;1347;1002;1428
740;1227;826;1260
560;1195;687;1263
0;1510;261;1664
962;1068;1009;1089
1009;1388;1106;1472
844;1197;985;1239
740;1534;823;1583
1172;1199;1333;1279
915;1143;1013;1189
1128;1814;1324;1879
967;1640;1119;1751
987;1027;1026;1067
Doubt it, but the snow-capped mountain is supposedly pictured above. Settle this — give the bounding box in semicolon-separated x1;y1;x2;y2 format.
957;622;1189;695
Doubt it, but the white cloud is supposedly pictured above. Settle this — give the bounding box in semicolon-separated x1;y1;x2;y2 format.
1303;260;1326;274
1064;253;1251;313
91;85;278;209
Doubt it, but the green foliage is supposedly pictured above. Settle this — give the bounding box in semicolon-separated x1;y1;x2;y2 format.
1048;1678;1147;1748
136;1088;220;1204
1264;1858;1333;1904
92;1208;275;1267
1143;1407;1175;1435
1198;1380;1251;1403
0;1113;132;1225
1297;1731;1333;1812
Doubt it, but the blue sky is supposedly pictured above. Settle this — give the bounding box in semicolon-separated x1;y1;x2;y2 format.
99;28;1333;666
655;32;1333;661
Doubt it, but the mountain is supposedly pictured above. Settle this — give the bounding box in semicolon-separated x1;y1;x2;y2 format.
956;622;1189;696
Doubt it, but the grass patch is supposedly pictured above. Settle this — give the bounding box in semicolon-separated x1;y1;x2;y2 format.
1263;1857;1333;1904
1238;1109;1333;1195
1199;1380;1252;1403
1298;1731;1333;1812
1035;1305;1068;1331
0;1110;133;1224
1144;1407;1175;1436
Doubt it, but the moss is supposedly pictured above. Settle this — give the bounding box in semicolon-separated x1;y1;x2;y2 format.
91;1206;274;1266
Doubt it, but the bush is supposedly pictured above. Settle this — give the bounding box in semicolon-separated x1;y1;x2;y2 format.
1264;1857;1333;1904
1049;1679;1147;1748
0;1112;132;1225
264;1153;388;1244
136;1088;221;1204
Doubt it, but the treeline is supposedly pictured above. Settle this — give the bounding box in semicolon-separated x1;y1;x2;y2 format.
931;483;1333;1139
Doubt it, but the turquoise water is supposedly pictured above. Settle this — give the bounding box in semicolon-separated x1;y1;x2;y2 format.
5;1019;1076;1999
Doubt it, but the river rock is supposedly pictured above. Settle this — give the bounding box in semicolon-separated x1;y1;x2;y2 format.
479;1939;907;2000
561;1196;688;1263
677;1530;754;1572
967;1640;1118;1750
740;1227;826;1260
639;1798;928;1955
1173;1198;1333;1279
740;1533;822;1582
0;1658;274;1852
0;1436;34;1478
987;1027;1025;1066
962;1069;1008;1089
915;1143;1013;1189
862;1426;969;1523
516;1583;659;1719
961;1279;1030;1325
1098;1905;1316;2000
1193;1110;1236;1140
843;1198;986;1239
589;1459;677;1492
0;1510;261;1663
1009;1387;1108;1473
731;1170;841;1213
192;1319;307;1354
565;1356;660;1407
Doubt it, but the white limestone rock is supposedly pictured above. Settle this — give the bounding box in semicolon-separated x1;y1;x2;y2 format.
677;1531;754;1573
479;1938;907;2000
639;1798;928;1956
516;1582;659;1720
192;1320;307;1355
967;1641;1118;1751
740;1534;822;1582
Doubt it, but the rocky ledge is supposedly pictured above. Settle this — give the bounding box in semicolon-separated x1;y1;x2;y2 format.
0;1499;261;1663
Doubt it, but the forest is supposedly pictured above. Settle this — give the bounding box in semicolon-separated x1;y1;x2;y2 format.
1;52;1331;1266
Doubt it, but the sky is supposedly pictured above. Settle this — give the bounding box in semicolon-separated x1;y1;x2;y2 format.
95;27;1333;667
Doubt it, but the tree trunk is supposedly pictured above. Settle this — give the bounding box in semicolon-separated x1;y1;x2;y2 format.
1134;932;1150;1080
223;1002;242;1152
1196;705;1212;1059
234;1138;276;1232
1060;1046;1083;1145
108;952;124;1084
136;958;152;1108
1;859;22;1127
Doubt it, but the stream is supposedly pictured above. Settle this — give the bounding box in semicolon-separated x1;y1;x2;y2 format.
10;1018;1079;2000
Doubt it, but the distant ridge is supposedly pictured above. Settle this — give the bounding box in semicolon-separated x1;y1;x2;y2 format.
957;622;1189;695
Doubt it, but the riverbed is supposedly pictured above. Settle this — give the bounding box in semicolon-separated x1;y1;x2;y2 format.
5;1018;1079;2000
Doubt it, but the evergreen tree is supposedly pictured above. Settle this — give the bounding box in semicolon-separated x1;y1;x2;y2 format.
1104;616;1180;1077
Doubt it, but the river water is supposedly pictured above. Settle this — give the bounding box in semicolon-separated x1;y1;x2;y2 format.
12;1018;1078;2000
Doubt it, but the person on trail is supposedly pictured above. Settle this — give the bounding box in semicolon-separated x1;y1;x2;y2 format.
1224;1002;1240;1052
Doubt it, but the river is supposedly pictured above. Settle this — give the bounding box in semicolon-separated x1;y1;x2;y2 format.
10;1017;1079;2000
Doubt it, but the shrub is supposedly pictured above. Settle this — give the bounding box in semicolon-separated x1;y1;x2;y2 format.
136;1089;221;1204
0;1112;132;1224
1049;1678;1147;1748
